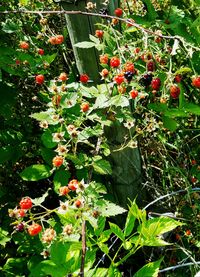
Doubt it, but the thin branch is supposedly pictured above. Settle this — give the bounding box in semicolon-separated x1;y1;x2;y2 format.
80;220;86;277
159;261;200;273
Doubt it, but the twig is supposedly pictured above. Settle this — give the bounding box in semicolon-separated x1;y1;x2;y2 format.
159;261;200;273
80;220;86;277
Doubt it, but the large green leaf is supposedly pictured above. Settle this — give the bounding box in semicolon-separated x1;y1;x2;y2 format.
2;19;20;33
124;207;136;237
92;158;112;175
41;130;57;148
3;258;28;276
20;164;52;181
162;116;178;131
74;41;96;48
184;103;200;115
0;228;11;247
109;222;125;241
53;169;70;192
133;259;162;277
29;260;66;277
101;201;127;217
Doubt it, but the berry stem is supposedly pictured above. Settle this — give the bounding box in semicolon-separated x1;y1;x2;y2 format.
80;220;86;277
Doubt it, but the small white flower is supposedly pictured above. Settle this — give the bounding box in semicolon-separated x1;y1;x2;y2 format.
76;179;89;193
52;132;65;142
39;120;49;129
124;120;135;129
55;144;68;155
57;201;69;214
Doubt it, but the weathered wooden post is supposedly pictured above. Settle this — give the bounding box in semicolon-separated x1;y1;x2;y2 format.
56;0;145;207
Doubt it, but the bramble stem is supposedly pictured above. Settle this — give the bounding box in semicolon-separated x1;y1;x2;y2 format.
80;220;86;277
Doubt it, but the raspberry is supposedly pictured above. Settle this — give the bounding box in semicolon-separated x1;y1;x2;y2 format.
151;78;161;90
35;74;45;85
140;73;153;87
124;62;134;73
19;197;32;210
74;199;82;208
117;85;126;94
100;54;108;64
124;71;134;82
185;230;191;236
28;223;42;236
130;90;138;99
80;74;89;83
101;68;109;78
59;186;70;196
15;223;24;232
58;72;68;82
192;76;200;88
18;209;26;217
15;59;21;65
170;85;180;99
55;35;64;44
38;48;44;55
95;30;104;39
110;57;120;68
114;8;123;17
134;48;140;54
114;74;124;85
52;156;64;167
68;179;79;191
49;36;57;45
81;102;89;112
147;60;155;72
19;41;29;50
174;74;182;83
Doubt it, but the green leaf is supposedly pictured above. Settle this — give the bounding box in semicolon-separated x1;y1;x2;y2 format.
3;258;28;276
19;0;30;5
95;217;106;236
148;103;167;113
29;260;66;277
98;243;109;255
93;158;112;175
40;147;55;165
133;259;162;277
83;212;98;228
53;170;70;193
41;130;57;148
184;103;200;115
0;228;11;246
74;41;96;48
2;19;20;33
101;201;127;217
162;116;178;131
108;95;129;108
20;164;52;181
108;265;122;277
86;268;108;277
175;67;192;75
124;208;136;237
32;189;50;205
164;108;188;118
109;222;125;241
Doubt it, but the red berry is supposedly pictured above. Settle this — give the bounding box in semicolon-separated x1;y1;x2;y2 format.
52;156;64;167
170;85;180;99
191;160;197;165
38;48;44;55
114;8;123;17
192;76;200;88
114;74;124;85
101;68;109;78
28;223;42;236
185;230;191;236
124;62;134;73
55;35;64;44
147;60;155;72
74;199;82;208
174;74;182;83
68;179;79;191
19;41;29;50
100;54;109;64
130;90;138;99
49;37;57;45
95;30;104;39
59;186;70;196
110;57;120;68
58;72;68;82
80;74;89;83
81;102;90;112
15;223;24;232
134;48;140;54
35;74;45;85
18;209;26;217
127;19;135;27
151;78;161;90
19;197;32;210
52;95;62;107
15;59;21;65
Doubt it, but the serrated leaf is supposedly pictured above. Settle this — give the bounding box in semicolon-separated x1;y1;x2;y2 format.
2;19;20;33
184;103;200;115
0;228;11;246
108;95;129;108
85;268;108;277
74;41;96;48
83;212;98;228
133;258;162;277
162;116;178;132
98;243;109;255
32;189;50;205
124;209;136;237
20;164;52;181
109;222;125;241
148;103;167;113
93;159;112;175
89;34;100;44
101;201;126;217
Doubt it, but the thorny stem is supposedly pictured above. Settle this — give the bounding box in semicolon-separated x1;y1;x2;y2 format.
80;220;86;277
1;9;200;51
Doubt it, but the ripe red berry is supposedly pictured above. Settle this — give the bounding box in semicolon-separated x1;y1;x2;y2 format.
28;223;42;236
110;57;120;68
68;179;79;191
19;41;29;50
95;30;104;39
59;186;70;196
151;78;161;90
74;199;82;208
185;229;191;236
81;102;90;112
191;160;197;165
58;72;68;82
192;76;200;88
174;74;182;83
35;74;45;85
55;35;64;44
170;85;180;99
18;209;26;217
147;60;155;72
134;47;140;54
80;74;89;83
114;74;124;85
49;36;57;45
15;59;21;65
38;48;44;55
114;8;123;17
130;90;138;99
52;156;64;167
19;197;32;210
124;62;134;73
